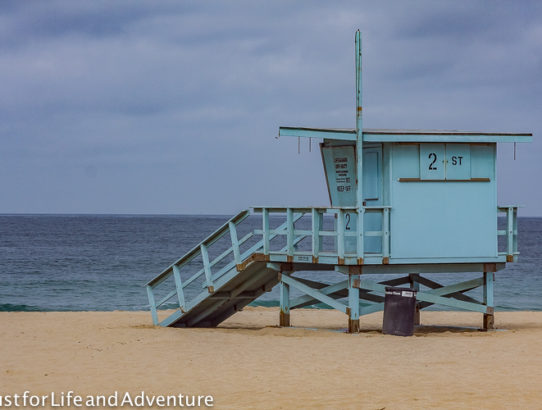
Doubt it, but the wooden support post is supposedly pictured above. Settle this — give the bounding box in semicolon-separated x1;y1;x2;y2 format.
146;286;159;325
356;208;364;264
483;272;495;330
280;274;290;327
337;209;345;264
382;207;390;263
355;30;365;266
172;265;186;312
311;208;321;263
507;207;514;262
348;274;360;333
409;273;420;326
200;244;214;292
229;222;242;269
286;208;294;262
262;208;270;255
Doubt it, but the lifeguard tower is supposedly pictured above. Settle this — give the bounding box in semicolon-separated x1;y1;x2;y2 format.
146;32;532;332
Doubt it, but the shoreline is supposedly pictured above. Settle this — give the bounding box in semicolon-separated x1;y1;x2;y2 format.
2;308;542;408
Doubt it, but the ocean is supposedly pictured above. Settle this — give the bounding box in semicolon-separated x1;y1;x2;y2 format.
0;214;540;312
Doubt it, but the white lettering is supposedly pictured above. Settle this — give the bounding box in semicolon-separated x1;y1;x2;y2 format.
121;391;134;406
0;391;215;407
96;395;106;407
145;392;156;407
108;391;118;407
29;395;40;407
73;395;83;407
86;395;96;407
133;391;144;406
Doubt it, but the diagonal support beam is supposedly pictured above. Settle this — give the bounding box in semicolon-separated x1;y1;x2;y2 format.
416;276;479;307
290;280;348;309
417;277;486;313
416;291;487;313
281;275;348;314
379;276;411;287
360;277;488;313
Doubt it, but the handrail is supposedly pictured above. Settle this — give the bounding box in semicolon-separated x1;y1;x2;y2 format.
150;204;515;293
146;209;250;287
252;206;391;262
146;209;306;323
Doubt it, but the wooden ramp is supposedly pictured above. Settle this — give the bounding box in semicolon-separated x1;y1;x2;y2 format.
168;259;276;327
145;209;299;328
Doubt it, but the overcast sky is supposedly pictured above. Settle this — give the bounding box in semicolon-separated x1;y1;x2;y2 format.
1;1;541;215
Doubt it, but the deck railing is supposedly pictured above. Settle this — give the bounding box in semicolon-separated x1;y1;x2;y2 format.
497;206;518;261
252;206;391;264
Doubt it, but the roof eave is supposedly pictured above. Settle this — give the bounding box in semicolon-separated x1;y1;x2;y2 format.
279;126;532;143
363;133;532;143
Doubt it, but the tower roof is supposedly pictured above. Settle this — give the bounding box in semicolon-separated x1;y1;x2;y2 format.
279;126;532;143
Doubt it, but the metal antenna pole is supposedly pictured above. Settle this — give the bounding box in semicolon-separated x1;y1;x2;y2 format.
355;30;365;262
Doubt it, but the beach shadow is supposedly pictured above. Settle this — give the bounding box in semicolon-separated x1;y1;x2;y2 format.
413;325;497;334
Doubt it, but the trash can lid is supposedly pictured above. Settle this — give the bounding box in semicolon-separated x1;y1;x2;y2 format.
385;286;416;298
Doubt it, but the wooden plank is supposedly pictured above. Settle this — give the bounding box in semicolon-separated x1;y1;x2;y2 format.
312;208;321;260
290;279;348;309
379;276;411;287
415;276;479;306
484;272;494;307
348;274;361;332
172;265;186;311
280;280;290;327
229;222;242;266
146;286;159;325
507;207;514;259
282;275;348;313
357;207;364;262
337;209;345;260
200;244;213;290
147;209;250;286
382;207;390;259
286;208;294;259
416;291;487;313
262;208;269;255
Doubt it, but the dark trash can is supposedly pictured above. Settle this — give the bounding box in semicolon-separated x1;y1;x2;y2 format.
382;287;417;336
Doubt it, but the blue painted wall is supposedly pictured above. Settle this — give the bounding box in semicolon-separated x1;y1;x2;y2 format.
390;143;497;259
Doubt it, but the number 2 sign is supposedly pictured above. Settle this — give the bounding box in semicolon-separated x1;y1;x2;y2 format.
420;143;471;180
420;144;445;179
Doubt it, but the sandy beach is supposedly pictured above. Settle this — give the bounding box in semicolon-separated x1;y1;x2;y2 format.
1;308;542;409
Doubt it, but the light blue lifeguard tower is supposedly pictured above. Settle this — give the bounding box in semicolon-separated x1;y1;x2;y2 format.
146;32;532;332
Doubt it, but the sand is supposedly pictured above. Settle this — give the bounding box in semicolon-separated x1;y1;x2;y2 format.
1;308;542;409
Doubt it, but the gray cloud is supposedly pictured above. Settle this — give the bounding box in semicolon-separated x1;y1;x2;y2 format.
0;0;540;215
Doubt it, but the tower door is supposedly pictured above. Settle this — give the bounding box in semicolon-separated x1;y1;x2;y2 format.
362;145;383;254
321;142;383;255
